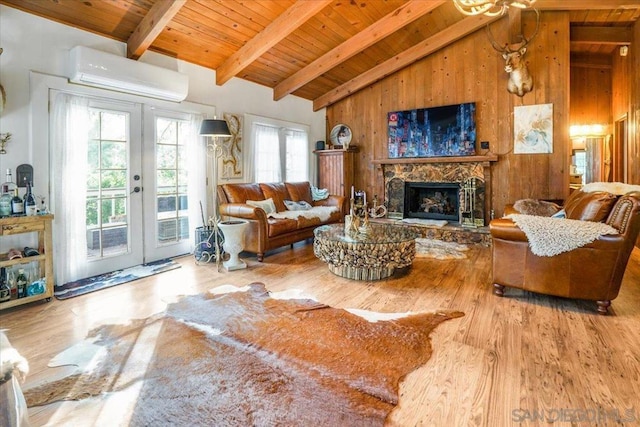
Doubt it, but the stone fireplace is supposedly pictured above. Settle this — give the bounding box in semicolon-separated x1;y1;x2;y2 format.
404;182;459;221
375;155;497;227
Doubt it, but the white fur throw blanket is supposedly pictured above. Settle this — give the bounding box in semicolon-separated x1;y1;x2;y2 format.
582;182;640;195
269;206;338;222
507;214;619;257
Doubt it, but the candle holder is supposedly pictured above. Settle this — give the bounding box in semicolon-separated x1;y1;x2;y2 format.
368;194;387;218
357;209;372;237
346;198;361;237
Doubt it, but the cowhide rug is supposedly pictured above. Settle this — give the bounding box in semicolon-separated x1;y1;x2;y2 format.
23;283;463;426
414;238;470;260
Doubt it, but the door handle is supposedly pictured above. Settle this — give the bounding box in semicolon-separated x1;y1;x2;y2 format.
131;186;142;194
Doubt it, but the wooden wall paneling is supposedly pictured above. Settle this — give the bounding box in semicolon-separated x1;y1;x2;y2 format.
523;11;547;199
630;20;640;185
632;20;640;247
325;10;572;218
460;36;475;103
364;84;385;201
612;53;629;120
433;51;446;106
489;19;518;210
569;65;612;125
543;12;571;200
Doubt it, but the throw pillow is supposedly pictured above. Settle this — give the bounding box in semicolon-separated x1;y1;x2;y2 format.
246;198;276;214
311;186;329;201
284;200;312;211
513;199;561;217
564;191;617;222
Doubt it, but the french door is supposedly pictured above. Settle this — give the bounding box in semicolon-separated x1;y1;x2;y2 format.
142;107;194;260
79;100;196;279
84;100;144;276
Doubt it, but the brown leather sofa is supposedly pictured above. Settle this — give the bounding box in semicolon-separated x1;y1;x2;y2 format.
489;189;640;314
218;181;345;261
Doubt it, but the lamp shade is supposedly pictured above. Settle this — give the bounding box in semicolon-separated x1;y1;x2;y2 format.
200;119;231;137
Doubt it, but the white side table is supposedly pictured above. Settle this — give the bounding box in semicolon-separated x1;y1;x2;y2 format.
218;219;249;271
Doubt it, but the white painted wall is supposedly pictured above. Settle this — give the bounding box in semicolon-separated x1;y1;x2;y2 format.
0;5;326;191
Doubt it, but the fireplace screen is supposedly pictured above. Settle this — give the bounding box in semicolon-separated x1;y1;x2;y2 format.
404;182;459;221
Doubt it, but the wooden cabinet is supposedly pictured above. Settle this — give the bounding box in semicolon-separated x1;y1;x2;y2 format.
314;148;358;204
0;215;54;310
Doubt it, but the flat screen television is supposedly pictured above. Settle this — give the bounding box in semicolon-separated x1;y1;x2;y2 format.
387;102;476;158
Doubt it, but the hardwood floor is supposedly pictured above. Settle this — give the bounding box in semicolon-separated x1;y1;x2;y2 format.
2;243;639;426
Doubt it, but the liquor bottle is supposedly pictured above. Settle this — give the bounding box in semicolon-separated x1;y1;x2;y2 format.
11;188;24;215
23;182;37;216
1;169;17;195
0;169;14;216
0;268;10;303
16;268;27;299
7;269;16;299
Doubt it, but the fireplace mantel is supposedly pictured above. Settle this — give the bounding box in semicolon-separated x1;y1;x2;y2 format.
372;154;498;166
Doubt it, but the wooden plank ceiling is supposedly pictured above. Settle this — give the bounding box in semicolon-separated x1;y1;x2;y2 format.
2;0;639;109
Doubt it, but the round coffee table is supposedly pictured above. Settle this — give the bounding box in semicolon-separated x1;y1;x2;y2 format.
313;223;418;280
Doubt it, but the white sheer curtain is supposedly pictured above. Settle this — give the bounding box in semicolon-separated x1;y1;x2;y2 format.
285;129;309;182
51;92;90;285
186;114;207;234
253;124;281;182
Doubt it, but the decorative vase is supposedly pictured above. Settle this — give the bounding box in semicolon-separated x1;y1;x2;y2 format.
218;219;249;271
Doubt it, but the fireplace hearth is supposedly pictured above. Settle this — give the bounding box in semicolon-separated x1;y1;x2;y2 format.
404;182;459;221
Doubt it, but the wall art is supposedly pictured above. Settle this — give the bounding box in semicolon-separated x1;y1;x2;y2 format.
220;113;243;179
514;103;553;154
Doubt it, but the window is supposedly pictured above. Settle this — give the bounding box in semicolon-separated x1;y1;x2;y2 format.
254;124;282;182
251;119;309;183
285;130;309;182
574;150;586;184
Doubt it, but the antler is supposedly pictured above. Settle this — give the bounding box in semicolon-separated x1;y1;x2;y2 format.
485;25;508;53
485;8;539;53
519;8;539;50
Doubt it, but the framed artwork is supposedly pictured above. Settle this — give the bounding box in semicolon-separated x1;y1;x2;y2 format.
220;113;243;179
387;103;476;158
514;103;553;154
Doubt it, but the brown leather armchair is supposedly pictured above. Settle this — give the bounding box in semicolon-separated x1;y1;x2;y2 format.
489;189;640;314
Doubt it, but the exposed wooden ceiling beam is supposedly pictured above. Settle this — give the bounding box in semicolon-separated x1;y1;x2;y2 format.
313;14;501;111
535;0;640;10
127;0;186;60
571;26;632;44
216;0;332;86
273;0;445;101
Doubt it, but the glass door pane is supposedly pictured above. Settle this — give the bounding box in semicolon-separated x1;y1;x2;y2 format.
86;110;130;259
143;108;195;261
156;118;190;244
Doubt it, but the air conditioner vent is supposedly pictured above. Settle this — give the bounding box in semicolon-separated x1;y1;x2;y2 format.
68;46;188;102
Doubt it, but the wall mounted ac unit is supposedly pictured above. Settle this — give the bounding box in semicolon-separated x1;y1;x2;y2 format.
69;46;189;102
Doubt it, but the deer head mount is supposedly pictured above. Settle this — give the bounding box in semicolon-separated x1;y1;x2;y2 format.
486;9;539;97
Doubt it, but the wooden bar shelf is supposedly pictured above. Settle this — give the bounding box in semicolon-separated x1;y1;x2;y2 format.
0;214;54;310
